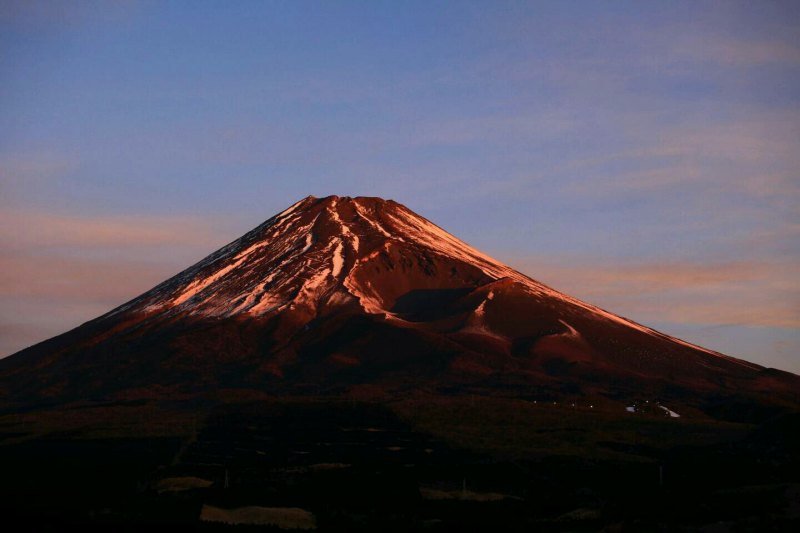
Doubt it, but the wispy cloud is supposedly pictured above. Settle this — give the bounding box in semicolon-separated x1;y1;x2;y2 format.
0;152;79;185
0;208;237;356
675;36;800;67
506;255;800;329
535;108;800;241
0;253;174;302
0;209;228;249
0;322;56;357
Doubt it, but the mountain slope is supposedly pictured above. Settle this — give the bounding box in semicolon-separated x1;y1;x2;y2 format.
1;195;796;420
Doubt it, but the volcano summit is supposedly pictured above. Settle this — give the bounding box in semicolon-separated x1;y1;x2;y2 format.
2;195;796;417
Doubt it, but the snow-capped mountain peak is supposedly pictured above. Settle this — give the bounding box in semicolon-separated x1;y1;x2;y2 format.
4;195;792;411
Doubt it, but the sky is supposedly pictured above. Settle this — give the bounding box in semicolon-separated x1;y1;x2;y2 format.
1;0;798;373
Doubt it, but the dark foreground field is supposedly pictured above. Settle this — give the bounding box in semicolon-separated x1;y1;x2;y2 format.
1;397;799;531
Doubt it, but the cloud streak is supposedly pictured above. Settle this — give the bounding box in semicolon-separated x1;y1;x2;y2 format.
0;253;175;302
506;255;799;330
0;209;238;356
0;209;229;249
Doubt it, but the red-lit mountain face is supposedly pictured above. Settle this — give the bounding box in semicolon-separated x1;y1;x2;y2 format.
1;196;797;420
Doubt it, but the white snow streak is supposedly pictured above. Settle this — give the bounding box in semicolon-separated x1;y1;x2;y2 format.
332;240;345;277
659;405;681;418
459;292;505;340
276;196;310;221
557;319;580;339
301;232;314;253
328;200;360;253
172;258;243;305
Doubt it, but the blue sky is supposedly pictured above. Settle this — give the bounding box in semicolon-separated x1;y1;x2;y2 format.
1;1;798;373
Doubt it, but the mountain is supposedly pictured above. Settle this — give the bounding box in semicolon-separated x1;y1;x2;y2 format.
3;195;800;529
1;195;797;420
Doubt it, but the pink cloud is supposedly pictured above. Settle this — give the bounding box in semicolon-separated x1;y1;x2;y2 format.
0;208;240;356
0;253;175;302
0;153;79;185
506;255;800;329
677;37;800;67
0;209;229;249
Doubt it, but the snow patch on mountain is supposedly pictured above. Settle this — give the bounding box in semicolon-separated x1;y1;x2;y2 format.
332;240;345;278
557;319;581;340
660;405;681;418
460;291;505;340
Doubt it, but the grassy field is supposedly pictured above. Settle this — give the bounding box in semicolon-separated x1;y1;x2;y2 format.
0;396;797;530
391;395;753;461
